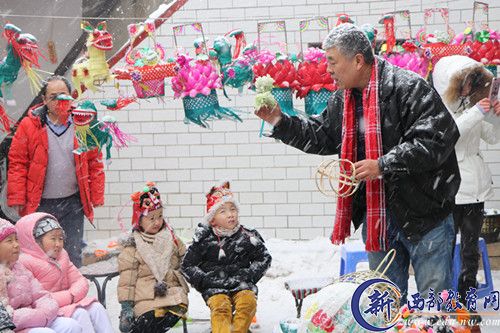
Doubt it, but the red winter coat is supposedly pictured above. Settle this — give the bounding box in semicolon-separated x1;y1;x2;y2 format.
7;105;104;223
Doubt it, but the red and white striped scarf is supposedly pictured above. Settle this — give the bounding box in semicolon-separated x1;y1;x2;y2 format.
331;59;387;252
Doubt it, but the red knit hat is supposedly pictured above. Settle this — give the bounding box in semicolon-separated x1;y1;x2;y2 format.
203;181;240;225
131;182;163;229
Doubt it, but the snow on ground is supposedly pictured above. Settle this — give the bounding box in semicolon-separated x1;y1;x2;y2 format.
90;236;500;332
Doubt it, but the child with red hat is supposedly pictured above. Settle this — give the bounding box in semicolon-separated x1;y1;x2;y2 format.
181;182;272;333
117;182;189;333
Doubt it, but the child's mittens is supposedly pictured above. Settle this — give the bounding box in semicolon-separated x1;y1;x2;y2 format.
254;75;277;110
225;276;242;289
119;301;134;333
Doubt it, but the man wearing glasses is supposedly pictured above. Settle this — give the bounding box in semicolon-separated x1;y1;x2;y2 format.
7;75;104;267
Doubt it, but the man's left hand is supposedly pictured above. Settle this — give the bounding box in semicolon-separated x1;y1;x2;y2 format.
353;159;382;180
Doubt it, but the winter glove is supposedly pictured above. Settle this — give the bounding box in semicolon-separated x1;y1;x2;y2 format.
235;268;253;281
224;263;242;274
226;276;243;289
203;270;241;290
202;271;225;289
119;301;134;333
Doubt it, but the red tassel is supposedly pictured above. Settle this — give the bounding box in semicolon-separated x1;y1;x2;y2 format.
0;103;14;133
384;16;396;54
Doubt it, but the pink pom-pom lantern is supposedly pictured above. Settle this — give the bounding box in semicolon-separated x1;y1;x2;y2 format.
171;55;222;99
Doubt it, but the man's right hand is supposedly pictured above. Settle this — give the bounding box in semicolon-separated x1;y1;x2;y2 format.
254;104;284;126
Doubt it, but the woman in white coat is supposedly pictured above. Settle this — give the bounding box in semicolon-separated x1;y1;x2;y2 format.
433;55;500;301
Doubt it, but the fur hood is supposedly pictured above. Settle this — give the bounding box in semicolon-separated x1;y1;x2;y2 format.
433;55;493;111
118;232;136;248
118;223;174;248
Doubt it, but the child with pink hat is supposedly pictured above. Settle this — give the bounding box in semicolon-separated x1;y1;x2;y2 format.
15;213;114;333
0;218;81;333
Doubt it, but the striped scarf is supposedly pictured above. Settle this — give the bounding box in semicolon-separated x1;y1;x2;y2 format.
332;59;387;252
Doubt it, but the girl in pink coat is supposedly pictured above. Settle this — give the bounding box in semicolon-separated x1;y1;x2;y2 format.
15;213;113;333
0;218;81;333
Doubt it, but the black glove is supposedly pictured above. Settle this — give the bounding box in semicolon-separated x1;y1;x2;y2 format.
119;301;134;333
232;268;252;283
226;276;243;289
224;264;240;274
202;270;225;289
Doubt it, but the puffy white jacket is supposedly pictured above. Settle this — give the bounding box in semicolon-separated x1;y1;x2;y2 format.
433;56;500;204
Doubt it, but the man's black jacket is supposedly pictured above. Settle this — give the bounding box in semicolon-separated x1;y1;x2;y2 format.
271;57;461;241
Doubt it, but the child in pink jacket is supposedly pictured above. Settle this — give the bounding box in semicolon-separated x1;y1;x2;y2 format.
0;218;81;333
15;213;113;333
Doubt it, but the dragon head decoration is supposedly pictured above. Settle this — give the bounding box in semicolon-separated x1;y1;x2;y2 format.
72;21;113;97
0;23;43;102
71;100;112;161
0;23;43;132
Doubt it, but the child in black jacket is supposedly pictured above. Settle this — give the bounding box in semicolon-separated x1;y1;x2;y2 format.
182;182;272;333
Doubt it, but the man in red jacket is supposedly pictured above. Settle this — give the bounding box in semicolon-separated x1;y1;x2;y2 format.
7;75;105;267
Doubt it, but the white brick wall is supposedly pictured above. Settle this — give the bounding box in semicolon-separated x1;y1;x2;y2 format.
85;0;500;241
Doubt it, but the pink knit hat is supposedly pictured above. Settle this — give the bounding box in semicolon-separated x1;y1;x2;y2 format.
0;218;16;242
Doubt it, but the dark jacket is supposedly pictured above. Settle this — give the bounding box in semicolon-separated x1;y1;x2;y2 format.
271;57;461;241
181;224;272;301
